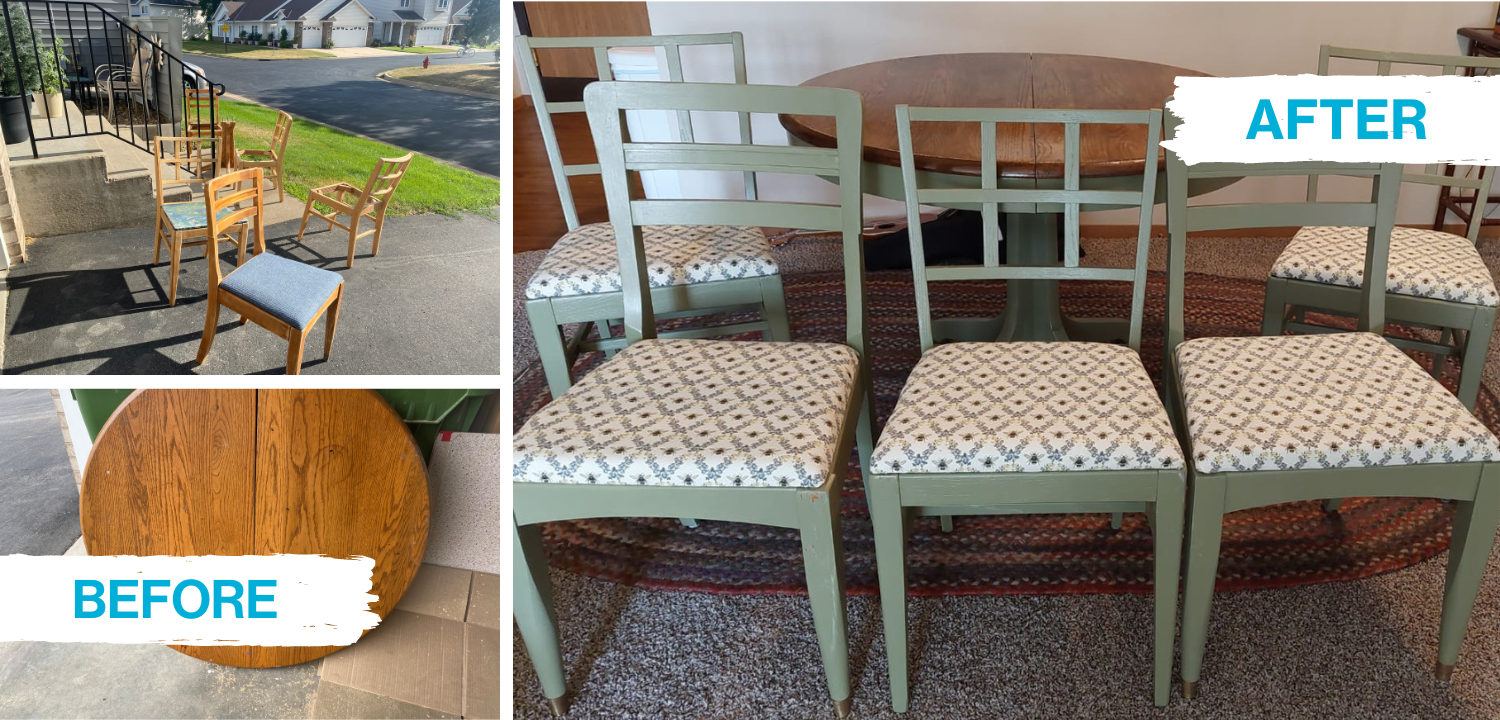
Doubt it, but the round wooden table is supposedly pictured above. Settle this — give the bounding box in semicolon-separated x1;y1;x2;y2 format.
79;389;430;668
781;53;1227;341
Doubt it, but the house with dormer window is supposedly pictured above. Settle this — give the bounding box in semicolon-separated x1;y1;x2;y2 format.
209;0;376;47
361;0;470;47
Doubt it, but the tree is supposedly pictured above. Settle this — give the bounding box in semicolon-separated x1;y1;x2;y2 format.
461;0;497;46
199;0;223;29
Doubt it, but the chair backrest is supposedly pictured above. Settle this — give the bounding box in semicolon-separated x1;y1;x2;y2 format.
583;80;864;351
896;106;1163;353
1312;45;1500;242
515;32;754;230
154;136;218;204
270;111;293;158
183;88;218;137
355;152;415;213
204;167;264;287
1163;105;1403;365
216;120;236;170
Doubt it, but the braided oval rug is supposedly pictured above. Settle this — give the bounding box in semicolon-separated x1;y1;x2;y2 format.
513;269;1500;596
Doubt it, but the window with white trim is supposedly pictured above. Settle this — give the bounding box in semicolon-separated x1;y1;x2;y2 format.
437;0;448;9
399;0;409;7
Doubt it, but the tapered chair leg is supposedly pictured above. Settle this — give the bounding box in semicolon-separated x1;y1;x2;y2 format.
1111;511;1124;530
1456;311;1495;411
798;488;851;718
760;275;792;342
515;521;569;714
1179;474;1227;701
295;197;315;242
347;219;360;268
371;209;388;256
528;300;574;400
153;220;164;264
1436;465;1500;680
275;164;284;203
1153;471;1186;707
867;474;909;713
168;239;183;307
195;291;221;364
324;289;342;360
286;328;306;375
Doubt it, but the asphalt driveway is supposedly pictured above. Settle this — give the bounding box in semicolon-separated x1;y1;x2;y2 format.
0;389;79;556
188;53;499;176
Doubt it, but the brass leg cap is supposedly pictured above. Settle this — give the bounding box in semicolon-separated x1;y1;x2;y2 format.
834;698;852;718
1182;680;1199;700
1436;662;1455;682
548;697;568;716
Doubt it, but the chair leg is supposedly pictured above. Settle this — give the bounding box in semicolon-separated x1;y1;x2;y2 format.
168;236;182;307
275;164;284;203
527;300;574;400
1179;473;1226;701
346;218;360;268
1323;498;1343;513
1153;471;1187;708
296;198;315;243
1456;311;1495;411
1111;511;1124;530
939;515;954;533
152;221;163;265
1261;276;1288;337
236;226;247;267
285;327;306;375
371;210;388;257
1436;465;1500;680
760;275;792;342
195;291;221;365
1431;328;1453;382
324;288;342;360
867;474;909;713
798;488;852;718
514;521;569;715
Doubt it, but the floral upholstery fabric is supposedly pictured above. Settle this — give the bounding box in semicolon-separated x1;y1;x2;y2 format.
1176;332;1500;475
1271;225;1499;307
161;202;246;232
523;223;779;300
513;339;860;489
870;343;1184;475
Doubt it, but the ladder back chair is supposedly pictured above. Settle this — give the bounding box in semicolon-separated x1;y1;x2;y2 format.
513;80;873;718
870;106;1183;710
196;167;346;375
153;134;248;307
1163;107;1500;700
236;110;294;203
516;33;791;401
295;153;414;267
183;87;219;138
1276;45;1500;410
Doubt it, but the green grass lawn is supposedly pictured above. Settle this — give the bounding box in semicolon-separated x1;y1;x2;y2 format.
218;99;499;217
182;39;334;59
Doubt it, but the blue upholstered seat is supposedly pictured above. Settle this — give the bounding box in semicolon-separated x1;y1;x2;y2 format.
219;253;343;329
161;201;247;232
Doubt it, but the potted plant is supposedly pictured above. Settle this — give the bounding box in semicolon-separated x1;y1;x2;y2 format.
32;38;67;118
0;1;49;143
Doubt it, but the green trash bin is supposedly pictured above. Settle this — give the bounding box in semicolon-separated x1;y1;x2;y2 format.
70;389;496;463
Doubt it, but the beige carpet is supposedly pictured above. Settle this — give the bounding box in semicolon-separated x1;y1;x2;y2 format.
512;233;1500;718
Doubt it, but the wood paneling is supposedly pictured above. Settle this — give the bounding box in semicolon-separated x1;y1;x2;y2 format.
511;96;612;253
522;2;651;78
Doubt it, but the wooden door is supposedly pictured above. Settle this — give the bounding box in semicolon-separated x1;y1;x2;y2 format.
520;1;650;78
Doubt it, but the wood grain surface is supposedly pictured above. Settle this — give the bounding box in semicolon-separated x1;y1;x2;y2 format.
780;53;1209;178
78;389;430;668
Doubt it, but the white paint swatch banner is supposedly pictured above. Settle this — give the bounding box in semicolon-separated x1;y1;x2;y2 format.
1163;74;1500;165
0;554;381;645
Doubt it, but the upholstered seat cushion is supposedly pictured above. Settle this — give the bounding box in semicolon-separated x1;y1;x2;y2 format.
161;202;246;232
1176;332;1500;475
871;343;1184;475
219;253;343;329
513;339;860;488
523;223;779;300
1271;226;1499;307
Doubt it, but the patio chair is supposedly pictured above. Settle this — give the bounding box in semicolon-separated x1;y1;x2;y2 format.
153;134;249;307
235;110;293;202
294;153;413;267
97;43;156;125
196;167;346;375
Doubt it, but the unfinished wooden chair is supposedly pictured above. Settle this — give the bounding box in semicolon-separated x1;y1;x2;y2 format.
294;153;413;267
236;110;293;202
183;87;219;139
153;134;248;307
196;167;346;375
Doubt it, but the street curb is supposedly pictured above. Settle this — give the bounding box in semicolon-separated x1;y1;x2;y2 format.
377;71;499;101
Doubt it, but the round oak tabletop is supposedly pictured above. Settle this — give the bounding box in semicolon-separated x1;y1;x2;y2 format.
79;389;430;668
781;52;1209;181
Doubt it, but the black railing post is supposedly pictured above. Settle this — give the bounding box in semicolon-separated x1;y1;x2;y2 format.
23;1;55;139
80;1;94;135
52;1;70;136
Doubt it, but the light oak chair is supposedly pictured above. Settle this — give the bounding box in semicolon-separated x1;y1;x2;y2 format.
1163;108;1500;700
236;110;293;202
516;33;791;401
514;80;874;718
183;87;219;139
294;153;413;267
196;167;346;375
153;134;248;307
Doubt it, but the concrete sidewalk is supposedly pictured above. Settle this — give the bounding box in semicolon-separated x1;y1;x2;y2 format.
0;390;78;556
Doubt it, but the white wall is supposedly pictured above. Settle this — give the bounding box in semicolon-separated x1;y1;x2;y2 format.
647;1;1497;225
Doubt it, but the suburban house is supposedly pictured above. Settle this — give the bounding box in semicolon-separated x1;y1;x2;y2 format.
209;0;377;47
360;0;472;46
130;0;206;38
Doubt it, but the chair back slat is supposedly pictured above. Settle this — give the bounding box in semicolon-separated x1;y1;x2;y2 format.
359;153;415;209
271;111;293;156
154;136;218;202
1311;44;1500;241
203;167;264;287
1163;105;1403;370
584;80;864;356
516;32;754;230
895;105;1163;352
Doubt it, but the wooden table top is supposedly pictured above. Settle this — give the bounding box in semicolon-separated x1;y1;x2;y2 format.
781;53;1209;179
79;389;430;668
1460;27;1500;49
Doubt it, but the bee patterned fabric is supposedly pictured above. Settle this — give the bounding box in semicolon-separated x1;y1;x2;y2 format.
1271;226;1499;307
1176;332;1500;475
513;339;861;489
523;223;779;300
870;342;1184;475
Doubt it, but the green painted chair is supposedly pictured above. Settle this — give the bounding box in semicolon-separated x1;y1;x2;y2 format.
1163;107;1500;700
869;106;1184;710
516;33;791;400
513;80;875;718
1270;46;1500;411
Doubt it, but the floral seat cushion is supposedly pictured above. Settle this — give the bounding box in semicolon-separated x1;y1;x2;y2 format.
1271;226;1499;307
1176;332;1500;475
871;343;1184;475
161;201;247;232
523;223;779;300
513;339;860;489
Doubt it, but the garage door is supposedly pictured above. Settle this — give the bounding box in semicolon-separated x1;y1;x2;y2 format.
300;25;321;48
328;25;365;47
414;26;444;46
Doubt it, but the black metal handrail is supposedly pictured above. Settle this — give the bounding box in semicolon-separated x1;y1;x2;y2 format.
0;0;226;160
